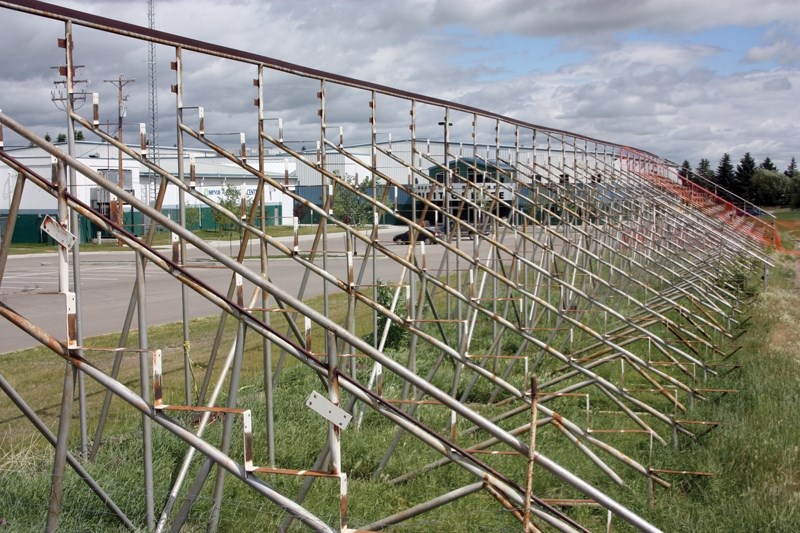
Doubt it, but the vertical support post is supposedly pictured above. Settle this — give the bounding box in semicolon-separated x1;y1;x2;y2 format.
173;46;193;405
255;65;276;467
370;90;379;376
405;99;418;399
523;376;538;531
208;319;247;532
46;155;74;533
60;19;90;459
46;23;90;523
135;252;155;530
326;331;347;532
442;109;452;320
318;81;331;360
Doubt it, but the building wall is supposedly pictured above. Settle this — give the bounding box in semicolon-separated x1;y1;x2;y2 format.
0;143;298;243
0;149;140;243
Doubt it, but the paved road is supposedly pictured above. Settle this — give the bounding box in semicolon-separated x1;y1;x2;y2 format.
0;228;459;354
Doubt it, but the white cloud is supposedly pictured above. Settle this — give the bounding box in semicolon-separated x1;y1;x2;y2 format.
747;40;800;66
1;0;798;170
429;0;800;35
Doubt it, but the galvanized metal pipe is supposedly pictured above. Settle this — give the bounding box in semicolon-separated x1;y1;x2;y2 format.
2;135;660;533
0;173;24;286
45;150;71;533
358;482;484;531
135;252;155;529
174;46;193;407
0;301;335;533
208;319;247;532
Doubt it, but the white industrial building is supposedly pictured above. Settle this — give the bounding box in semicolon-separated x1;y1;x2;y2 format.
1;136;621;243
0;141;298;243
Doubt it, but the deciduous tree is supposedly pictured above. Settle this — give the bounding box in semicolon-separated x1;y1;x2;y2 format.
332;173;373;227
750;169;789;206
212;184;249;234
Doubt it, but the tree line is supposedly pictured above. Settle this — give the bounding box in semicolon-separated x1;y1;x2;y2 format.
678;154;800;208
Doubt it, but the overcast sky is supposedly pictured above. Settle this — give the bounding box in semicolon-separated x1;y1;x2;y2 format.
1;0;798;169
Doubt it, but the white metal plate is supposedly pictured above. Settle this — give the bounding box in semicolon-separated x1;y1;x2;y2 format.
305;390;352;429
40;215;76;249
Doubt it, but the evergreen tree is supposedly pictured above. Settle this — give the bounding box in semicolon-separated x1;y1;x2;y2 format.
786;157;798;178
734;152;756;200
788;158;800;208
695;158;715;184
678;160;692;183
759;157;777;172
56;133;67;143
789;176;800;209
716;153;735;194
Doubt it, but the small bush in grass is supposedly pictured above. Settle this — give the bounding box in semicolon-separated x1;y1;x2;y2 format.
362;280;407;351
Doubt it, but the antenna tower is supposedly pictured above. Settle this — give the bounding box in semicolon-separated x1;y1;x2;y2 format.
147;0;159;165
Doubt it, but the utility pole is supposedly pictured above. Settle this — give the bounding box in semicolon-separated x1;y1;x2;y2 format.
104;75;134;244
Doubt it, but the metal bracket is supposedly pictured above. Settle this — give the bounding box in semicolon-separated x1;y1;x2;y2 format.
306;390;352;430
41;214;76;249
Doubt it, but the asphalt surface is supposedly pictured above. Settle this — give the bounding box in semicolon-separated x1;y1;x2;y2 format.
0;227;448;354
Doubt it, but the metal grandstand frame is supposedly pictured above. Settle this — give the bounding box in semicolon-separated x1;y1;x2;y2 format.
0;1;777;531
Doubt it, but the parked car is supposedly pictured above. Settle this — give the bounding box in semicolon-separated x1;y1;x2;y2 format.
439;221;489;239
392;225;442;244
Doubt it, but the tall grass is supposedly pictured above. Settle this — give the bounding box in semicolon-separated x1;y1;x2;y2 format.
640;255;800;531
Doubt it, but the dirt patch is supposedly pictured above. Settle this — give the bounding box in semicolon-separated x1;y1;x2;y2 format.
777;220;800;250
767;323;798;351
776;220;800;231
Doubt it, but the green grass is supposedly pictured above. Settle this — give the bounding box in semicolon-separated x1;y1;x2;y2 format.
770;208;800;251
0;254;798;531
638;254;800;531
770;208;800;222
6;225;344;255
